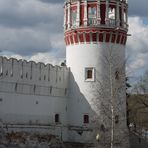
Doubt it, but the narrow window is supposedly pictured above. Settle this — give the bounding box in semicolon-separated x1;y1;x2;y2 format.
55;114;60;123
20;70;23;79
5;70;8;76
26;73;28;78
88;7;97;25
84;115;89;124
59;77;61;82
0;65;3;76
108;8;116;26
15;83;17;92
85;68;95;81
115;70;120;80
11;72;13;77
115;115;119;124
71;9;77;27
87;70;92;79
34;85;36;93
44;75;46;80
50;86;52;94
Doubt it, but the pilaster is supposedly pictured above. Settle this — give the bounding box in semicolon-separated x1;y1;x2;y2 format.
116;1;120;27
84;0;88;26
105;0;109;25
67;2;71;29
76;0;80;27
97;0;101;25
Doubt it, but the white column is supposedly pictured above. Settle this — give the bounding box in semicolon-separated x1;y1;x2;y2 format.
76;0;80;27
116;1;120;27
67;2;71;29
64;3;67;30
126;7;128;27
84;0;87;26
121;2;124;27
105;0;109;25
97;0;101;25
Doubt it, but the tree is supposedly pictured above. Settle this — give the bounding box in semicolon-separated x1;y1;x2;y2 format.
91;45;129;148
128;70;148;132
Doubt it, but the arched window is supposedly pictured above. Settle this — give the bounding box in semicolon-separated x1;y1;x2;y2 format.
124;11;126;23
71;9;77;27
109;8;115;26
88;7;97;25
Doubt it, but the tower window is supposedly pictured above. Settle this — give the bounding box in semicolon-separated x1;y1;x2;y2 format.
115;115;119;124
87;70;92;79
71;9;77;27
85;68;95;81
55;114;60;123
44;75;46;80
115;70;120;80
26;73;28;78
83;114;89;124
88;7;96;25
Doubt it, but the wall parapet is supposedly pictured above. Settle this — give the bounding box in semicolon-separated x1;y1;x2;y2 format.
0;56;69;97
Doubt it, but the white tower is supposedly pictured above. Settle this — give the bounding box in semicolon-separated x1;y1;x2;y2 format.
64;0;129;147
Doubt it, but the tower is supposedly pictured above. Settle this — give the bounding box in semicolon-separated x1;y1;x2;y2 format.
64;0;129;147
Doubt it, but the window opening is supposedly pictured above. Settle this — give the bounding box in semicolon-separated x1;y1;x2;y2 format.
44;75;46;80
55;114;60;123
88;7;96;25
71;9;77;27
84;114;89;124
115;115;119;124
115;70;120;80
85;68;95;81
109;8;115;26
87;70;92;79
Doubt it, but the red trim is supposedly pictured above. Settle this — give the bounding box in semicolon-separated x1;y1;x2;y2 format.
99;33;103;42
111;34;116;43
92;33;97;42
70;35;73;44
106;33;110;43
65;31;127;45
121;35;124;44
79;33;84;42
80;5;84;26
117;34;121;44
74;33;78;44
86;33;90;42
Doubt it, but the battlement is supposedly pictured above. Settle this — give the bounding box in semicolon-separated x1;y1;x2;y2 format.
0;56;69;97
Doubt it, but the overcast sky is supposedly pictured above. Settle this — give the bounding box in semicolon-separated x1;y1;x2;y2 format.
0;0;147;80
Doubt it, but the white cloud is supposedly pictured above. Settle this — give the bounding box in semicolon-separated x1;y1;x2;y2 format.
126;17;148;76
0;0;64;56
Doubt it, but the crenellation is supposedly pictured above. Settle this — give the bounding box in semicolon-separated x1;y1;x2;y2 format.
0;56;69;98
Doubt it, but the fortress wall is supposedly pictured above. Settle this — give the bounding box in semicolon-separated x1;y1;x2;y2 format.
0;56;69;90
0;56;69;127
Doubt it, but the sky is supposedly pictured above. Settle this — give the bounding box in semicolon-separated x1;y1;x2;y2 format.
0;0;148;82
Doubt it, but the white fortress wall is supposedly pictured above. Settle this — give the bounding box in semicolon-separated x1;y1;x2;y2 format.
0;56;69;128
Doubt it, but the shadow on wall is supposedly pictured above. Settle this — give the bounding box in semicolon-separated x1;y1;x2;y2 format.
66;71;104;146
66;69;129;147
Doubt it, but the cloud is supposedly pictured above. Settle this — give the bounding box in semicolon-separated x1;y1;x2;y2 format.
126;17;148;76
39;0;63;4
0;0;65;58
128;0;148;17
